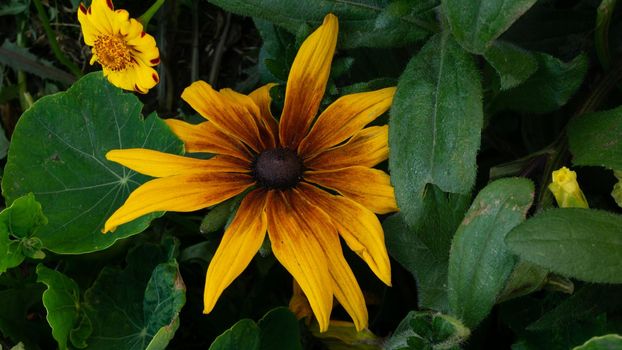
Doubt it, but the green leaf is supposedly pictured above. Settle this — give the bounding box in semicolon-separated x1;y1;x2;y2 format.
383;187;470;312
526;285;622;331
207;0;435;49
483;41;538;90
491;52;588;114
0;193;47;273
257;307;302;350
384;311;470;350
83;241;186;350
497;260;548;303
573;334;622;350
2;72;184;254
506;208;622;283
568;106;622;170
448;178;534;328
389;33;483;227
36;265;83;350
209;319;261;350
442;0;537;54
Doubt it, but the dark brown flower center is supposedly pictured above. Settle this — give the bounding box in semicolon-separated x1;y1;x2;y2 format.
253;148;303;189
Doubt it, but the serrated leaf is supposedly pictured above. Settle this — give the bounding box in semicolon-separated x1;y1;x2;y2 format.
208;0;434;49
448;178;534;328
209;319;261;350
83;241;186;350
389;33;483;227
506;208;622;283
384;311;469;350
2;72;184;254
573;334;622;350
36;265;83;350
383;187;470;312
442;0;537;54
491;52;588;114
568;106;622;170
484;41;538;90
258;307;302;350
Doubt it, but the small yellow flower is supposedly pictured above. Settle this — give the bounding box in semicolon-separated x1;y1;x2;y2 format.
78;0;160;93
612;170;622;208
102;14;396;332
548;166;589;208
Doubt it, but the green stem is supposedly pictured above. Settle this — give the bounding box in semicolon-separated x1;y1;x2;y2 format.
595;0;617;70
32;0;82;78
16;24;33;111
138;0;166;27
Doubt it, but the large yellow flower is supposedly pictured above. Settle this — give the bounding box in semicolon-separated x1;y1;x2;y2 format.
78;0;160;93
103;14;397;331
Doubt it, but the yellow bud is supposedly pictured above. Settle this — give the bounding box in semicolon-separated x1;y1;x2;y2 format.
548;167;589;208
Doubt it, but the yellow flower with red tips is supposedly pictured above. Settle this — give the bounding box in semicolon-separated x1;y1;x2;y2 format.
77;0;160;93
103;14;397;331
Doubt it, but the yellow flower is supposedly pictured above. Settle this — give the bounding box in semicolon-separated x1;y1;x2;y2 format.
548;166;589;208
103;14;396;332
78;0;160;93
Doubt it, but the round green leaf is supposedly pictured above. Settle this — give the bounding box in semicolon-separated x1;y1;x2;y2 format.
209;319;260;350
573;334;622;350
2;72;183;254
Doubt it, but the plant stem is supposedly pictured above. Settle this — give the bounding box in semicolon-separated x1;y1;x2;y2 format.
139;0;166;27
32;0;82;78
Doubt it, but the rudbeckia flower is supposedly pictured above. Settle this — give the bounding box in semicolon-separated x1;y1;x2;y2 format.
78;0;160;93
103;14;397;331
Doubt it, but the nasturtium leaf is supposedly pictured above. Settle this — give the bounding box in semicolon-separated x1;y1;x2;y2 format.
0;193;47;273
2;72;183;254
568;106;622;170
257;307;302;350
442;0;537;54
384;311;469;350
573;334;622;350
207;0;435;49
209;319;261;350
484;41;538;90
506;208;622;283
448;178;534;328
491;52;588;114
83;241;186;350
383;186;470;312
36;264;83;350
389;33;483;226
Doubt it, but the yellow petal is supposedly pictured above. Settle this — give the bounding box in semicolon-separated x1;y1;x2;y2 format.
203;189;269;313
298;87;395;158
304;166;398;214
289;280;314;320
266;190;333;332
297;182;391;286
103;172;253;232
106;148;250;177
105;63;159;94
220;88;276;149
249;83;279;140
182;81;262;152
290;189;368;331
305;126;388;170
77;3;100;45
164;119;252;160
279;14;338;149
